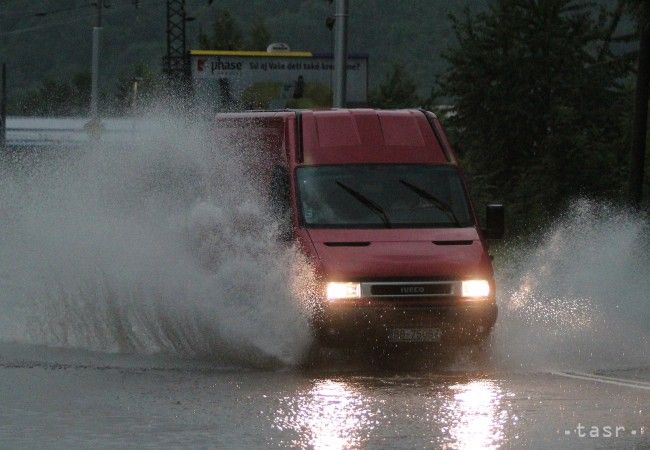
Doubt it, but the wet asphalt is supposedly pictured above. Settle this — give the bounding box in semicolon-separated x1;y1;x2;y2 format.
0;343;648;449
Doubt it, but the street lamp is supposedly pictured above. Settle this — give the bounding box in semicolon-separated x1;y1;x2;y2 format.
88;0;104;138
333;0;348;108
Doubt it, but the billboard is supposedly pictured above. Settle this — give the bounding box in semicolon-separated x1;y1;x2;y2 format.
190;50;368;110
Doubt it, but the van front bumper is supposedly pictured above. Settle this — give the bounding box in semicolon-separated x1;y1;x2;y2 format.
314;300;498;346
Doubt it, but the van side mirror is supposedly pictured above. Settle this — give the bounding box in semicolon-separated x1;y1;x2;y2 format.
483;204;504;239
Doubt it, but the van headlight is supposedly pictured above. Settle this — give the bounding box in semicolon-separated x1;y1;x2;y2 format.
326;282;361;301
461;279;491;298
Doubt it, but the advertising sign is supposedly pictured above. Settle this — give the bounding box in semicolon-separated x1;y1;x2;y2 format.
190;50;368;110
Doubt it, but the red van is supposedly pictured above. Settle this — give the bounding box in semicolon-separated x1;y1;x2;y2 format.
214;109;503;347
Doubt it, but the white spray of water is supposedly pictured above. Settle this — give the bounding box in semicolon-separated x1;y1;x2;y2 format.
0;110;316;367
493;199;650;371
2;114;648;373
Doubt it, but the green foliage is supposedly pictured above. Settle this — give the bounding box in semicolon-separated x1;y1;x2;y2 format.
241;82;282;109
114;63;164;114
18;71;91;116
17;64;166;116
440;0;631;233
369;64;439;109
241;81;331;109
249;18;272;51
1;0;487;110
199;10;244;50
286;82;332;108
198;12;272;51
622;0;650;26
369;64;421;109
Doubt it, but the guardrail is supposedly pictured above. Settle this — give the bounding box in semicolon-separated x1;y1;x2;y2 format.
5;116;156;148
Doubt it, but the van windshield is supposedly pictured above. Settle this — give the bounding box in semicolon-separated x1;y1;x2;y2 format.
296;165;474;228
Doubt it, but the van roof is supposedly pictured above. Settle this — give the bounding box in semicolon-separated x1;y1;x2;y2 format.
213;109;452;165
300;109;448;165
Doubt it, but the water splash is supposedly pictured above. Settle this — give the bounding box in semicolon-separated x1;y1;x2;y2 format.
0;110;316;367
2;113;648;373
493;199;650;371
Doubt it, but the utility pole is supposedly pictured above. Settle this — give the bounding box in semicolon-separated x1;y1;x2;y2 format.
164;0;190;92
88;0;103;138
333;0;348;108
1;63;6;150
630;9;650;207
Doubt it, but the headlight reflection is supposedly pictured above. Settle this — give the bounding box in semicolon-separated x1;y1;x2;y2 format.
273;379;375;449
441;380;508;449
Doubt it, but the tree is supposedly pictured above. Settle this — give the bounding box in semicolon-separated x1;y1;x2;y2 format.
624;0;650;206
440;0;630;232
249;18;271;51
114;63;163;114
199;10;244;50
19;71;91;116
369;64;421;109
71;72;91;105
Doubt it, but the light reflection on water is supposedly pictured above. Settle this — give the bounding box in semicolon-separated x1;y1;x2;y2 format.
273;376;510;450
273;379;375;449
440;380;508;449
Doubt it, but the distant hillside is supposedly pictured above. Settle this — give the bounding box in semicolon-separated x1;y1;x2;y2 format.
0;0;629;112
0;0;488;109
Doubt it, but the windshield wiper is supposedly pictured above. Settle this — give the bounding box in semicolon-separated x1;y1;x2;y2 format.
398;179;462;227
335;180;392;228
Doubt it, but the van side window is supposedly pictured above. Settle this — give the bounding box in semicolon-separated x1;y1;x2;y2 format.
269;164;292;240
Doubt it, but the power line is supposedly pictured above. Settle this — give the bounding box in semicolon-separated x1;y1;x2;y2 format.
0;7;57;18
33;4;95;18
0;13;98;36
0;0;163;20
32;0;161;18
0;0;166;37
0;2;93;19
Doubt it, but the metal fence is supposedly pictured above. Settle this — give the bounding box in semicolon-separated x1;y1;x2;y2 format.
5;116;157;148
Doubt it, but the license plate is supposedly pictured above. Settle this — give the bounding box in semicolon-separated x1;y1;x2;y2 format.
387;328;442;343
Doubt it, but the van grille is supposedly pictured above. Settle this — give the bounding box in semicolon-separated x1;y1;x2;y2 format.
361;281;457;298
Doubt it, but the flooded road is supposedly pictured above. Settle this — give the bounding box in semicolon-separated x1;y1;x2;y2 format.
0;343;648;449
1;125;649;449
